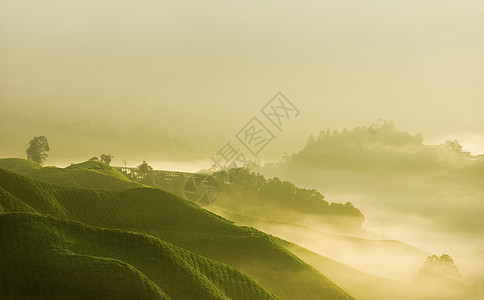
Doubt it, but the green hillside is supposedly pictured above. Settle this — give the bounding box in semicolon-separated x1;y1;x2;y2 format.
0;158;142;190
0;165;354;299
0;157;365;234
0;212;276;300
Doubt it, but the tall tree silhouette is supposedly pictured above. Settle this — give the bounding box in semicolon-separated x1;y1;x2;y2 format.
26;136;50;165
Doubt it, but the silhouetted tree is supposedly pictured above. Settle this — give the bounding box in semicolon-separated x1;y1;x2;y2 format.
137;161;153;179
26;136;49;165
100;154;113;165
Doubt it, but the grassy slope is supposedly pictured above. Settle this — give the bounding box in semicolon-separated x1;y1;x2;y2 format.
0;166;353;300
0;158;142;190
0;212;276;300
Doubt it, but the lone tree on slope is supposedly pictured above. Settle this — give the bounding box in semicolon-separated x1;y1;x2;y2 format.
415;254;461;282
26;136;50;165
100;153;113;165
137;161;153;179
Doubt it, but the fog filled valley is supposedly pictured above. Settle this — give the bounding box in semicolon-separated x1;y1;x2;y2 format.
1;1;484;299
261;122;484;287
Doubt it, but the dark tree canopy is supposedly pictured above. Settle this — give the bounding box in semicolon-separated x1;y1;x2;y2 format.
100;154;113;165
26;136;50;165
137;161;154;181
138;161;153;174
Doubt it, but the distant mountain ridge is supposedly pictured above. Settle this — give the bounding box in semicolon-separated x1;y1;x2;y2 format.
261;121;484;238
0;112;208;162
279;120;479;172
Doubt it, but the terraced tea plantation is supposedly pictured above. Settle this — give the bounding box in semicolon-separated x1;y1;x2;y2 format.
0;160;353;299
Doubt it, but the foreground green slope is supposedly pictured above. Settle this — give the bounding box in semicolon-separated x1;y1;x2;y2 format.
0;167;353;300
0;158;141;190
0;212;276;300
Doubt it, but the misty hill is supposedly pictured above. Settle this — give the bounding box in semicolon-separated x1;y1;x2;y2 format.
207;206;428;281
0;166;353;299
0;158;142;190
431;156;484;190
0;111;207;163
283;241;478;300
262;121;484;238
212;168;364;234
281;120;477;173
258;121;484;294
206;206;477;299
141;165;365;234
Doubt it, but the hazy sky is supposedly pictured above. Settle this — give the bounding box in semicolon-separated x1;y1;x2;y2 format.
1;0;483;158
